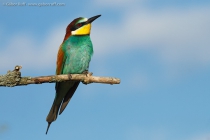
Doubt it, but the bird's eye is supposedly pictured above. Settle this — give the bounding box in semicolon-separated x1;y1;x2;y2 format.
76;23;82;28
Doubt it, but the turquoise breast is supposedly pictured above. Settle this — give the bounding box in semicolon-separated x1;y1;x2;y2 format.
62;35;93;74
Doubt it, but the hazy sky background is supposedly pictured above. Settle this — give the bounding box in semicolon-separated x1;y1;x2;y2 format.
0;0;210;140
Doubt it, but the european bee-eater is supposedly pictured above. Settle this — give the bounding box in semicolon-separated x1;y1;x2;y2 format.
46;15;101;134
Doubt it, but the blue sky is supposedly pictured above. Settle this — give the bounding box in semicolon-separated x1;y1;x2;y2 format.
0;0;210;140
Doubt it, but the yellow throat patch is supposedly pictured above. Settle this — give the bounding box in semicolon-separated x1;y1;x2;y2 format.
71;23;91;35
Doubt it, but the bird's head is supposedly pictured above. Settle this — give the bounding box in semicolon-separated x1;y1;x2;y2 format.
64;15;101;41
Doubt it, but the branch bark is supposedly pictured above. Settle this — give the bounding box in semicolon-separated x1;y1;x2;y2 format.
0;66;120;87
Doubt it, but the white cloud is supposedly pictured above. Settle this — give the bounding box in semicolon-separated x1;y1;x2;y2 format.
0;25;65;73
91;5;210;72
93;7;210;52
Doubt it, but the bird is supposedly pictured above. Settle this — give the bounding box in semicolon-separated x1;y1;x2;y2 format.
46;15;101;134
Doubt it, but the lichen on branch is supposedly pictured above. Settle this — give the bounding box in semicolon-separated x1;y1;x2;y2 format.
0;66;120;87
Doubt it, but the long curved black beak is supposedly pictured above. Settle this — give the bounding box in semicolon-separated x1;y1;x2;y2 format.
87;15;101;24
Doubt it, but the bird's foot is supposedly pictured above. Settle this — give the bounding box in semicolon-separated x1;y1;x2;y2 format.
82;70;93;77
82;71;93;85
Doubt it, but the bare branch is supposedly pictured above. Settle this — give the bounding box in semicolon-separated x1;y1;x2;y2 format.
0;66;120;87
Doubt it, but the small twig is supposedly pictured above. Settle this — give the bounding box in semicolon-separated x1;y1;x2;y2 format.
0;66;120;87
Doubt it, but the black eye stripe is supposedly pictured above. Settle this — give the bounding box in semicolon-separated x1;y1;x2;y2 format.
71;22;86;31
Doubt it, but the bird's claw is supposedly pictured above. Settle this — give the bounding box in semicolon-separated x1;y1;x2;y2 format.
82;71;93;85
68;74;72;79
87;72;93;77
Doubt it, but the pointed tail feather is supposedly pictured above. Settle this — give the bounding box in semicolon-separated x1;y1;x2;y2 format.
46;102;61;134
46;102;61;122
46;122;51;134
59;82;80;115
46;81;80;133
